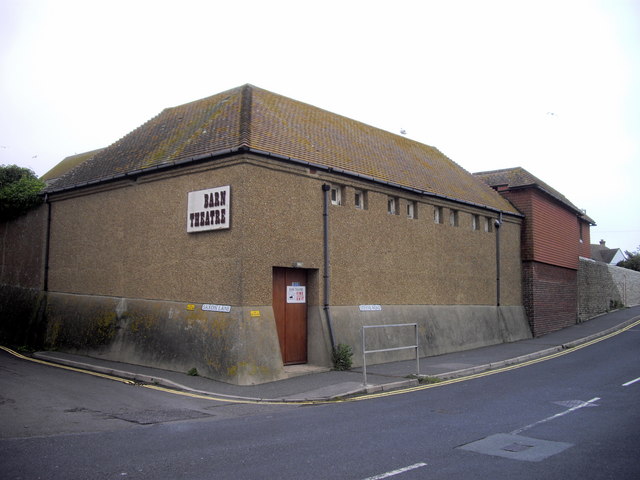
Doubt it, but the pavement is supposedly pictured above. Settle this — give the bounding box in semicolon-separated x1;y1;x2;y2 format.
32;305;640;403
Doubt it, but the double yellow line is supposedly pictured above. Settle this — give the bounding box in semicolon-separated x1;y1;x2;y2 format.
354;316;640;401
3;316;639;405
0;345;137;385
0;345;305;405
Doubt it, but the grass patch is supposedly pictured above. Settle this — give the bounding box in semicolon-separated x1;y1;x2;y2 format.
332;343;353;371
407;375;443;384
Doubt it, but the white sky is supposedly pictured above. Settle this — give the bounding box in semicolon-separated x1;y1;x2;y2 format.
1;0;639;252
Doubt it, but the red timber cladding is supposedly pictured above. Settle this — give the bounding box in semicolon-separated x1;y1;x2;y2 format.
578;219;592;258
500;188;580;269
499;187;584;336
523;261;577;336
499;189;533;258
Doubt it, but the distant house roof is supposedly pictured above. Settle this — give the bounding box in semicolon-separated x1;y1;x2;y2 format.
473;167;595;224
591;241;626;264
46;84;518;215
40;148;104;186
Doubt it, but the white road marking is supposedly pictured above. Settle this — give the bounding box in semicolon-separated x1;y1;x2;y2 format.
511;397;601;435
362;462;428;480
622;377;640;387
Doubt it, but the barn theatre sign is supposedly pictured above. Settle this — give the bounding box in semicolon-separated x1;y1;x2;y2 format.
187;186;230;232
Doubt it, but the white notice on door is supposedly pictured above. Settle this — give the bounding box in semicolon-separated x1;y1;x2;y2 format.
287;286;306;303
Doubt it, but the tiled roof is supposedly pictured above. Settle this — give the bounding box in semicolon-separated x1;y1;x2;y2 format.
40;148;104;185
474;167;595;224
590;244;623;263
47;84;518;214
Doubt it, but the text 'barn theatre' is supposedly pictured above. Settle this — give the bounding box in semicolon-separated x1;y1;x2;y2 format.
28;85;540;384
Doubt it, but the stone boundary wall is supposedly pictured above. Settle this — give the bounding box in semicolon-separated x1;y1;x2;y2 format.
578;257;640;321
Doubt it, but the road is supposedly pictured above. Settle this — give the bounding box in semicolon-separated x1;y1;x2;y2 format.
1;324;639;479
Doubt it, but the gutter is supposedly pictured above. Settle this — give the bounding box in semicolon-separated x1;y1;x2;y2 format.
247;148;522;219
43;148;243;195
506;183;594;224
44;147;522;221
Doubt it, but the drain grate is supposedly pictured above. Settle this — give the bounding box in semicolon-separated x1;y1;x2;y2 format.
502;442;533;453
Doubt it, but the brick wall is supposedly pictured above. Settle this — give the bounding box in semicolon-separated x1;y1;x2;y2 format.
500;186;592;337
523;261;577;336
578;258;640;321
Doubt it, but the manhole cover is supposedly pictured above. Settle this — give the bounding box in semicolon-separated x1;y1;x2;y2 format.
502;442;533;453
458;434;573;462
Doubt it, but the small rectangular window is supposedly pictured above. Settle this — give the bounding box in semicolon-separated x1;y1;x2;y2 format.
407;202;416;219
484;217;493;232
354;191;362;208
330;185;342;205
434;206;443;224
354;190;366;209
449;209;459;227
472;214;480;231
387;197;397;215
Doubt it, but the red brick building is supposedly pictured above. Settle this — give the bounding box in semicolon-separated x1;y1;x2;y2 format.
475;168;594;336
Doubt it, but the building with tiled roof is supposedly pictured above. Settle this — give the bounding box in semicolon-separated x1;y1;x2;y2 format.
48;85;518;215
473;167;595;225
591;240;626;265
40;148;104;186
3;85;533;385
475;167;595;335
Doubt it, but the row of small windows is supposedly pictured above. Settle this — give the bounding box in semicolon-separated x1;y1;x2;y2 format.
330;185;494;231
388;197;416;219
332;185;368;210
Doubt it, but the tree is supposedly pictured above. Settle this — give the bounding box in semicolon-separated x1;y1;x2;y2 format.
0;165;45;221
617;246;640;272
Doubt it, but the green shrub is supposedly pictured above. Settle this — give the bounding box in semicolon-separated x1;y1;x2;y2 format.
0;165;45;220
332;343;353;371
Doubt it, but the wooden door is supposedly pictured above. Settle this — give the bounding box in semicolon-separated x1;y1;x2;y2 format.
272;267;308;364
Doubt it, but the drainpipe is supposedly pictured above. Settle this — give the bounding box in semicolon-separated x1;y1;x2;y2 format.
322;184;336;351
495;212;503;306
43;193;52;292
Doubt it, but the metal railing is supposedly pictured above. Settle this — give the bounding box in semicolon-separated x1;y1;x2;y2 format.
362;323;419;386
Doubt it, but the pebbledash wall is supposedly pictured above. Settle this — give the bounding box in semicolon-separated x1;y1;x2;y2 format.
1;153;530;385
578;257;640;320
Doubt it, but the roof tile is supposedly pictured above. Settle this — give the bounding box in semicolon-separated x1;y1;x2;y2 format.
48;84;518;214
474;167;594;223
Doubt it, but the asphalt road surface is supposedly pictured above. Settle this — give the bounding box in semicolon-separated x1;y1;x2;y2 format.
1;324;639;479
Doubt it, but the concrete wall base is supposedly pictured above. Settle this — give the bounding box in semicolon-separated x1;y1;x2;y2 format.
323;305;532;368
44;292;287;385
38;293;531;384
